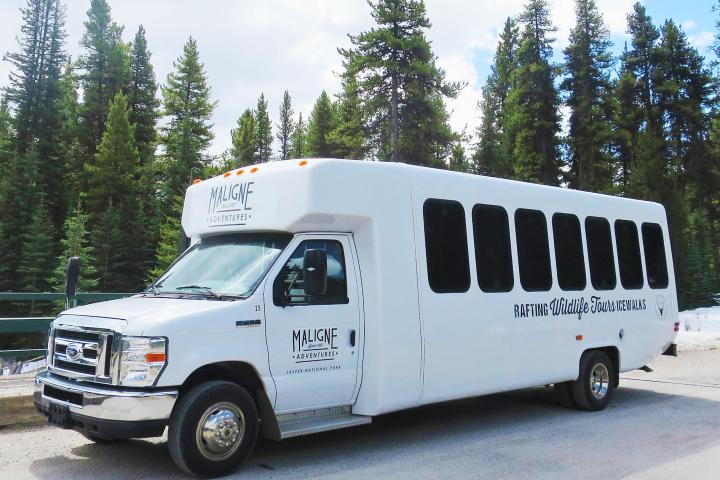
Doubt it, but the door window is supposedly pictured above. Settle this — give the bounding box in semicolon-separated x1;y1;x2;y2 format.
273;240;348;306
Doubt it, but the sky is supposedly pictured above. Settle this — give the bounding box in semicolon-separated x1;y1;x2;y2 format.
0;0;717;157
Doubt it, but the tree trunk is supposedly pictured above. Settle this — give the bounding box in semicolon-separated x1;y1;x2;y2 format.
390;72;399;162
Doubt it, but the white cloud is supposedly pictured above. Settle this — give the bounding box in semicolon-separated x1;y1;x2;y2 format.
683;20;697;31
689;31;715;50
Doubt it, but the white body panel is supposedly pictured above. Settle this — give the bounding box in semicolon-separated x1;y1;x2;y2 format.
59;158;677;420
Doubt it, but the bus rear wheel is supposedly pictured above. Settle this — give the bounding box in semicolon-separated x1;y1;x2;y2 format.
571;350;615;411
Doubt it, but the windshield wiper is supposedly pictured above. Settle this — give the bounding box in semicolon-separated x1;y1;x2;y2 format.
144;283;161;295
175;285;223;299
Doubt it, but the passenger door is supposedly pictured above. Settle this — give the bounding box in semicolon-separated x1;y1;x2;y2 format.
264;234;362;412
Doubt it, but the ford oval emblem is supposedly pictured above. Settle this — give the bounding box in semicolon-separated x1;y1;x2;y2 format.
65;343;82;361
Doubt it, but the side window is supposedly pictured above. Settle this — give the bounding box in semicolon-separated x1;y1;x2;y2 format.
515;209;552;292
585;217;616;290
552;213;586;291
642;223;669;289
423;199;470;293
473;204;514;293
273;240;348;306
615;220;644;289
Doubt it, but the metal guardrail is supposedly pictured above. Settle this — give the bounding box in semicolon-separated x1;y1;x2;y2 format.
0;292;133;359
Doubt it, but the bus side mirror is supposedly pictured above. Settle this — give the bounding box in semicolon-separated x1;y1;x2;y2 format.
179;228;190;254
65;256;80;309
303;249;327;297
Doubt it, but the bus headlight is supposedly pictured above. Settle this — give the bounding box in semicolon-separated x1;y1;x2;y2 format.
118;336;167;387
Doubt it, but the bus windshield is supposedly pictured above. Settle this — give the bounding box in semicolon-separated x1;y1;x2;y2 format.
153;233;291;298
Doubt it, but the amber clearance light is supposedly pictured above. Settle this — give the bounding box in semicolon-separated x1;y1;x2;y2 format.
145;352;166;363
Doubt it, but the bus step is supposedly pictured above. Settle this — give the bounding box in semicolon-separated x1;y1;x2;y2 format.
277;406;371;439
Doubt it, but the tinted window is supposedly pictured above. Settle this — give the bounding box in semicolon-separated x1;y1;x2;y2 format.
473;204;514;292
615;220;644;289
642;223;669;289
585;217;616;290
552;213;586;291
515;209;552;292
273;240;348;305
423;199;470;293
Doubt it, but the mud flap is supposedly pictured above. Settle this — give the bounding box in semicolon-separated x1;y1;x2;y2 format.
662;343;677;357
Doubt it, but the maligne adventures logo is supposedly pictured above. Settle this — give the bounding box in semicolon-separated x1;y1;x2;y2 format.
206;181;254;227
292;327;339;363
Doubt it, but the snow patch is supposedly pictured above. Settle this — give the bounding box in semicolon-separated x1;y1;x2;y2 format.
677;307;720;352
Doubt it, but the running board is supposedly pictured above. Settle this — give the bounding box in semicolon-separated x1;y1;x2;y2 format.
277;406;372;439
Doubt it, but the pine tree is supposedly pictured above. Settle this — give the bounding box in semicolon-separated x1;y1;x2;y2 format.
329;78;368;159
614;45;641;191
149;214;183;281
3;0;66;154
51;206;98;292
17;200;55;293
562;0;615;192
0;149;40;291
505;0;562;185
85;91;139;215
620;5;665;197
255;93;273;161
4;0;68;228
0;222;9;291
306;91;337;157
128;25;159;168
474;17;518;177
340;0;462;165
0;97;12;172
290;113;308;159
93;204;128;291
231;108;257;166
161;37;216;202
625;3;661;130
449;141;470;173
655;20;714;208
78;0;130;157
56;62;82;199
277;91;294;160
127;25;160;276
682;210;717;308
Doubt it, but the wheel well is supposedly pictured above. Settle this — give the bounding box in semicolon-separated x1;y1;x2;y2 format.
588;347;620;388
177;362;280;440
180;361;264;396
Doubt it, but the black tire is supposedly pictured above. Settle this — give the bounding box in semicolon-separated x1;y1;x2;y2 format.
571;350;614;411
168;381;258;478
554;381;577;408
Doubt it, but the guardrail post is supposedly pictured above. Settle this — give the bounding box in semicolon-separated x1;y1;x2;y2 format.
64;256;80;310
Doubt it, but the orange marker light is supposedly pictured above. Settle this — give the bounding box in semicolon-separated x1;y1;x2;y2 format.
299;160;308;167
236;169;245;175
192;178;202;185
575;335;584;341
250;167;259;173
223;172;231;178
145;353;166;363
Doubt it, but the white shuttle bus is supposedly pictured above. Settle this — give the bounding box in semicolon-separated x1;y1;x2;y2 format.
34;159;679;477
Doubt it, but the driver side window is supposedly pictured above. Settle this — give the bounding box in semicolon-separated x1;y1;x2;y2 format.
273;240;348;306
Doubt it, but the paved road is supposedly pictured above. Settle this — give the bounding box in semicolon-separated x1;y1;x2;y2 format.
1;350;719;479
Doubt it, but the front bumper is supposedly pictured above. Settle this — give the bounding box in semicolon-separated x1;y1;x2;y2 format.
34;370;178;439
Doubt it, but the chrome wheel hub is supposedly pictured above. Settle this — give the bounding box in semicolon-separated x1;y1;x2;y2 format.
590;363;609;400
196;402;245;461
